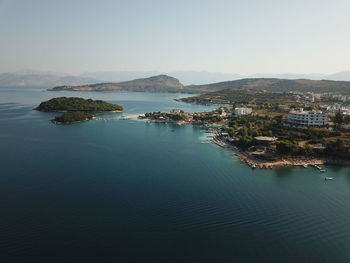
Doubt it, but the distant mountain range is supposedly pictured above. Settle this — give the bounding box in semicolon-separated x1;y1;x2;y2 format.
80;70;350;84
3;69;350;87
50;75;350;94
186;78;350;94
80;71;243;85
0;70;98;87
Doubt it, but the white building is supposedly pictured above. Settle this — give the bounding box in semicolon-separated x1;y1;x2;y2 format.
341;124;350;130
235;107;252;116
288;108;328;127
326;104;350;115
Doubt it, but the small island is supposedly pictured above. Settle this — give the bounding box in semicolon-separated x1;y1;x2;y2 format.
35;97;123;112
52;112;94;124
35;97;123;124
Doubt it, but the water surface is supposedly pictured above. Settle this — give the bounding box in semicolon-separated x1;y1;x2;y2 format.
1;87;350;262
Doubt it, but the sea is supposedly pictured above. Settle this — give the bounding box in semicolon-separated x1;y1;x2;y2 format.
1;87;350;263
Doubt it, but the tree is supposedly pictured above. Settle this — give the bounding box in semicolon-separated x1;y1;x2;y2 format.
332;111;344;126
344;115;350;124
276;140;299;155
237;136;253;149
325;139;349;159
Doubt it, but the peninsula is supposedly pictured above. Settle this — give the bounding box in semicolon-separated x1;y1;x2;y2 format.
139;105;350;169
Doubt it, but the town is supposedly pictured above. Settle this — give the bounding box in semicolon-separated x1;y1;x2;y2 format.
141;89;350;169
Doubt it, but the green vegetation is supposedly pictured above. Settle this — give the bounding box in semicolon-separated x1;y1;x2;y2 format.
331;112;350;126
325;139;350;159
144;108;225;123
52;112;93;124
192;112;223;122
186;78;350;94
36;97;123;112
222;114;350;160
144;111;188;121
180;88;295;106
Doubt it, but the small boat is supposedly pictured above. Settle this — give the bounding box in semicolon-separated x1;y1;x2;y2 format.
303;164;308;168
325;177;333;181
320;169;326;173
251;164;256;169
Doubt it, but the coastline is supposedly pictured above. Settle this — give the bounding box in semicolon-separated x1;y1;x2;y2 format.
51;116;96;125
117;114;350;169
211;134;326;169
51;119;89;125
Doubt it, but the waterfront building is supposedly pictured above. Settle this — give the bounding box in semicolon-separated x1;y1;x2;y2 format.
288;108;328;127
235;107;252;116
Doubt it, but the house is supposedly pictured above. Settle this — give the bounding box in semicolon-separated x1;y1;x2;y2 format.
235;107;252;116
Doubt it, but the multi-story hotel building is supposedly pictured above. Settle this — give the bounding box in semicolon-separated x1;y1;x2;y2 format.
288;108;328;127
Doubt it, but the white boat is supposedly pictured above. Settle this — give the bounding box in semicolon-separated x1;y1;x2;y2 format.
320;169;326;173
325;177;333;180
303;164;308;168
251;164;256;169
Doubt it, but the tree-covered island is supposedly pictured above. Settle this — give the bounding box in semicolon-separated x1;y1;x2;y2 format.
35;97;123;112
52;112;94;124
35;97;123;124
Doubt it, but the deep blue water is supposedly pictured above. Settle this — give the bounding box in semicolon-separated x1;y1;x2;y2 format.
1;87;350;263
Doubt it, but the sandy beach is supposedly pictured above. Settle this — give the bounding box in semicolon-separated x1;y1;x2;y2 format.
121;114;144;120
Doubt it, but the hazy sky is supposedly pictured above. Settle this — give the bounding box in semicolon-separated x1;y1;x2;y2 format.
1;0;350;75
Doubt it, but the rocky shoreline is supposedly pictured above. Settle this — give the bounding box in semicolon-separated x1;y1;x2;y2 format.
211;134;327;169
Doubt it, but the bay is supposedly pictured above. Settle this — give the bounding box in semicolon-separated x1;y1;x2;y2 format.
1;87;350;262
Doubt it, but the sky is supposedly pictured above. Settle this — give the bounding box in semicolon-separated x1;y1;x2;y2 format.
1;0;350;75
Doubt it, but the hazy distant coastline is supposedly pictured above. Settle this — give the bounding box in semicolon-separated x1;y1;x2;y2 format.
3;69;350;87
48;75;350;94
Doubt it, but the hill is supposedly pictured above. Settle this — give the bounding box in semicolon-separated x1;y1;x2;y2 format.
179;88;295;105
81;70;243;85
186;78;350;94
47;76;350;94
79;70;350;84
50;75;185;93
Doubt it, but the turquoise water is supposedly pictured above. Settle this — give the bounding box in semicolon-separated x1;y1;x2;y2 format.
1;87;350;262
